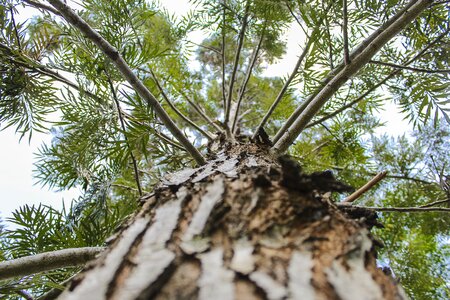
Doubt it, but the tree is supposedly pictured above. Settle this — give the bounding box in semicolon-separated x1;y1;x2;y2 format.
0;0;449;299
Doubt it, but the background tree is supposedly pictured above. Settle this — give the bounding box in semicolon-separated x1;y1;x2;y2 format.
0;0;449;299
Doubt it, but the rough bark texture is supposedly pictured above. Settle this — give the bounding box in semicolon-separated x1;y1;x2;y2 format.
58;140;407;300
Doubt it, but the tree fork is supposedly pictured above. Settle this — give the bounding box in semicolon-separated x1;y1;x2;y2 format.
57;142;406;300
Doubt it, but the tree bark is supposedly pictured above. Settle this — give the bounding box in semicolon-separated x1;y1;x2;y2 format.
57;141;407;300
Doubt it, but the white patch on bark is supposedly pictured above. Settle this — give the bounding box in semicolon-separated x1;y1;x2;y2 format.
198;248;234;300
246;157;259;168
217;158;238;177
230;238;255;274
163;168;199;185
249;271;287;300
287;251;316;300
192;164;216;182
111;188;187;299
326;232;383;300
59;218;149;300
183;177;225;241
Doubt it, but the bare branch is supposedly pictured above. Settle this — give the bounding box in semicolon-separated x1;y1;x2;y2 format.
251;31;315;140
47;0;206;165
221;1;227;114
343;0;350;65
272;0;433;154
338;204;450;213
420;198;450;208
0;247;105;280
343;171;387;203
150;70;215;141
173;88;223;133
232;23;265;133
106;74;143;196
224;1;250;129
370;60;450;73
272;0;420;145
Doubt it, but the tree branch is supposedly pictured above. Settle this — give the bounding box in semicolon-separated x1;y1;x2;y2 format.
420;198;450;207
150;70;215;141
232;23;265;134
343;0;350;65
272;0;433;154
47;0;206;165
370;59;450;73
106;74;143;196
0;247;104;280
224;1;250;130
306;28;450;128
272;0;420;145
343;171;387;203
221;1;227;114
338;204;450;213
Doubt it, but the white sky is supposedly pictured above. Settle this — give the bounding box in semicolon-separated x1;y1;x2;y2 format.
0;1;408;224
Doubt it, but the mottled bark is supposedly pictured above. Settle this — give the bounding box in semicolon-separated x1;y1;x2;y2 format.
57;141;406;300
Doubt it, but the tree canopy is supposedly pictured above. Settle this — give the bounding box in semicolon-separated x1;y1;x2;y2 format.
0;0;449;298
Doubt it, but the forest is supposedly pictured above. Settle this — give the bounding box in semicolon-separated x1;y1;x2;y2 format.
0;0;449;299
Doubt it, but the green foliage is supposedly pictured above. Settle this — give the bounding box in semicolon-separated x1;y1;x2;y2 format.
0;0;449;298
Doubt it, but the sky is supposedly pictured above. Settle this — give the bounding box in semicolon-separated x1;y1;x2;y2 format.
0;0;408;224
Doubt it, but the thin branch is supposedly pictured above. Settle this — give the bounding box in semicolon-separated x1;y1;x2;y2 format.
112;183;141;193
150;70;215;141
343;171;387;203
420;198;450;208
252;35;315;140
154;130;185;151
106;74;143;196
370;59;450;73
285;1;309;38
175;89;224;133
22;0;62;16
339;205;450;213
343;0;350;65
47;0;206;165
272;0;420;145
187;40;221;54
221;1;227;114
0;247;104;280
231;23;265;133
224;0;250;129
383;174;433;185
9;7;22;51
306;28;450;128
272;0;432;154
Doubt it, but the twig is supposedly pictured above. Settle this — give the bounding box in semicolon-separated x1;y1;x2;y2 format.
343;0;350;65
271;0;419;145
343;171;387;203
9;7;22;51
106;74;143;196
285;1;309;38
419;198;449;208
221;1;227;114
339;205;450;213
47;0;206;165
111;183;141;193
176;89;223;133
272;0;432;154
187;40;221;54
150;70;215;141
224;0;250;129
232;23;265;133
0;247;105;280
370;60;450;73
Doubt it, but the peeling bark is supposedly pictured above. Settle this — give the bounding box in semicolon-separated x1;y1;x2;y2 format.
58;142;406;299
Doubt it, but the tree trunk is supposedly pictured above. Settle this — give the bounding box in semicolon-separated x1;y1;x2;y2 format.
57;141;407;300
